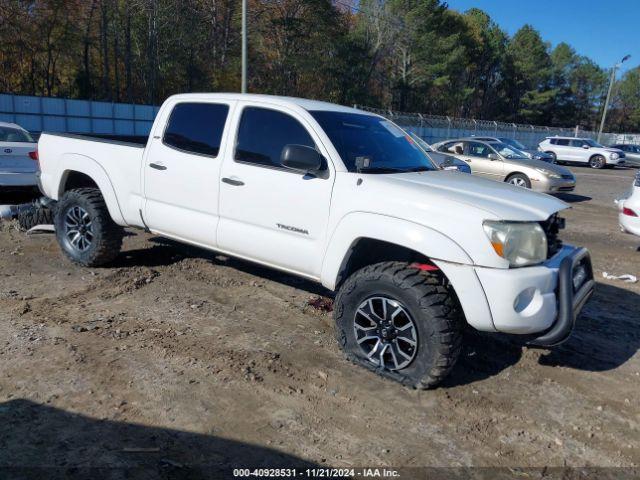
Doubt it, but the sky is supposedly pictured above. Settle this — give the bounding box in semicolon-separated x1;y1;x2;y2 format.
445;0;639;76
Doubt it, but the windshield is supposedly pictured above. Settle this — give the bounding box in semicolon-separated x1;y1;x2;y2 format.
490;142;528;159
310;111;437;173
584;139;604;148
499;138;527;150
406;132;432;152
0;126;34;143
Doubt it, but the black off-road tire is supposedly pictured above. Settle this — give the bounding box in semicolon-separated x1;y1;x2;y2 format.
589;155;606;169
54;188;124;267
333;261;463;389
18;205;54;231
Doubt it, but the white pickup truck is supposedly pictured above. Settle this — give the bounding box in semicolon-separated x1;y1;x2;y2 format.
36;94;595;388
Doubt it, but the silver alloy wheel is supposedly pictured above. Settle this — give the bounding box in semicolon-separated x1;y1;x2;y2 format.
64;206;94;252
353;296;418;370
509;177;527;187
591;156;605;168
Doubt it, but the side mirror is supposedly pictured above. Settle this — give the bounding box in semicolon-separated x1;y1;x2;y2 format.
488;153;499;160
582;144;590;149
280;144;323;173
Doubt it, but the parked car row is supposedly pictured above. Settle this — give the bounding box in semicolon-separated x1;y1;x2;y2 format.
431;137;576;194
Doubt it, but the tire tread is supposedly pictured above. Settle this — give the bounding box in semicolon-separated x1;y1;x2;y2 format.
55;188;123;267
334;261;463;389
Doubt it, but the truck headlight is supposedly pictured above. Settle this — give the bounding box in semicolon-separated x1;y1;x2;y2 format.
610;152;619;160
535;168;560;179
483;221;548;267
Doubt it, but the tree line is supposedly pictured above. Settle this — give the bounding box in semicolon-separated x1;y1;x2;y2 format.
1;0;638;132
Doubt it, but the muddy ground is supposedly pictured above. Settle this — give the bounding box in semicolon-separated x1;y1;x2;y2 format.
0;166;639;477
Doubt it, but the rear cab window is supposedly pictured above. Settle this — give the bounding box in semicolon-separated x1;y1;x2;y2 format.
163;102;229;157
234;107;316;169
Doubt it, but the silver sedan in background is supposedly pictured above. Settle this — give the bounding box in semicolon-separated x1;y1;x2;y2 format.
431;138;576;193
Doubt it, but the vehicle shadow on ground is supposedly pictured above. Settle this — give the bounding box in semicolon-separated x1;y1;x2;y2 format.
0;399;320;479
555;192;592;203
113;239;218;268
118;236;332;297
443;282;640;387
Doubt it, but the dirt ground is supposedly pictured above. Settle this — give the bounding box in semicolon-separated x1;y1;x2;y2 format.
0;166;639;477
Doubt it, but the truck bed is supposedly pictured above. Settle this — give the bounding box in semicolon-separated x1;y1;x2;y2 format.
37;131;147;226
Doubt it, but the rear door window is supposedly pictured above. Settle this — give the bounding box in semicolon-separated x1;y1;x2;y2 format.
235;107;315;168
163;102;229;157
555;139;570;146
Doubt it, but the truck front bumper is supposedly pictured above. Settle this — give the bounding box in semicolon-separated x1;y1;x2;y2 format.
474;245;594;345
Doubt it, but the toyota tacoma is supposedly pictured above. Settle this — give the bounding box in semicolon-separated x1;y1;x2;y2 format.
36;94;595;388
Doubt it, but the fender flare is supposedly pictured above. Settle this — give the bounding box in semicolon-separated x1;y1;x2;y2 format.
55;153;127;226
320;212;496;332
320;212;473;290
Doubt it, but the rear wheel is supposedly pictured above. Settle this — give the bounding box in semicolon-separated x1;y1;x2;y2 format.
589;155;606;169
333;262;463;389
506;173;531;189
54;188;124;266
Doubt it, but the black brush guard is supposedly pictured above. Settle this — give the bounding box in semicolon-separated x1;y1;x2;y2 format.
528;247;595;347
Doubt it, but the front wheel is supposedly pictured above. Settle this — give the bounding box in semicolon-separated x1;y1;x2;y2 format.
589;155;606;169
54;188;124;266
333;262;463;389
506;173;532;189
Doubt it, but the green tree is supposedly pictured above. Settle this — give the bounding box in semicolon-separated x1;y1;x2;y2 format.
505;25;554;124
611;67;640;131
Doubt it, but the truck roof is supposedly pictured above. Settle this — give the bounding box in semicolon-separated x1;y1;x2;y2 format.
166;93;368;115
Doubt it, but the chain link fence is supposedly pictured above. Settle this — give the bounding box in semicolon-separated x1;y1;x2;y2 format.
356;105;640;149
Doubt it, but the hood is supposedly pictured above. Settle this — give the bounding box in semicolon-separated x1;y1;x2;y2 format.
524;149;552;160
604;148;625;156
375;170;568;221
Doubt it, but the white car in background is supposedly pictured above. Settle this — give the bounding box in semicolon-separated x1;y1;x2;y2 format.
618;172;640;237
538;137;625;169
0;122;38;188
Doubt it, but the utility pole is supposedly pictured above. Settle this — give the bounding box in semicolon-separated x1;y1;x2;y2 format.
241;0;247;94
598;54;630;142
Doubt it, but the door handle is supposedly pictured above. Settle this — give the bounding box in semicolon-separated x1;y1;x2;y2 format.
222;177;245;186
149;163;167;171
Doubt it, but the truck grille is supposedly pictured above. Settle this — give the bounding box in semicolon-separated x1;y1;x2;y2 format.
540;214;564;258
